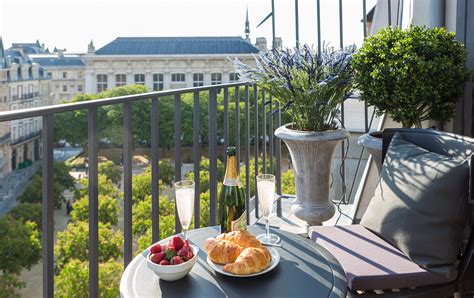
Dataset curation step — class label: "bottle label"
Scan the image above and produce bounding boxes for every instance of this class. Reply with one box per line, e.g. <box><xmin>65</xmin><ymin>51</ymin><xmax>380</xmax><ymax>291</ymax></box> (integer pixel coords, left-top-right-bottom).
<box><xmin>231</xmin><ymin>211</ymin><xmax>247</xmax><ymax>231</ymax></box>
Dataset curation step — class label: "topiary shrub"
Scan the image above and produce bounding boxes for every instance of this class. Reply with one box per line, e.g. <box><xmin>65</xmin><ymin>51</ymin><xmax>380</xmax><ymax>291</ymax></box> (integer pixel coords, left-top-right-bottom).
<box><xmin>352</xmin><ymin>25</ymin><xmax>469</xmax><ymax>128</ymax></box>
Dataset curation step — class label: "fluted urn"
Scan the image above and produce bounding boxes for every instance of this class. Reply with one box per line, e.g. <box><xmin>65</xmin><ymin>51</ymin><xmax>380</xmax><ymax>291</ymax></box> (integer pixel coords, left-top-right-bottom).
<box><xmin>275</xmin><ymin>124</ymin><xmax>350</xmax><ymax>227</ymax></box>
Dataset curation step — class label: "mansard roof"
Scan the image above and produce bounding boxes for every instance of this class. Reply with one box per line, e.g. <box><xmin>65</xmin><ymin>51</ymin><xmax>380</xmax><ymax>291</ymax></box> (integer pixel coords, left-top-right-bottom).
<box><xmin>95</xmin><ymin>36</ymin><xmax>259</xmax><ymax>55</ymax></box>
<box><xmin>32</xmin><ymin>56</ymin><xmax>85</xmax><ymax>67</ymax></box>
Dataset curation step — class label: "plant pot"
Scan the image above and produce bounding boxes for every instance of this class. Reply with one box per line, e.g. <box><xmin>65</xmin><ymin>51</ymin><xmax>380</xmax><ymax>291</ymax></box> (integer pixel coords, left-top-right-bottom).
<box><xmin>275</xmin><ymin>124</ymin><xmax>350</xmax><ymax>226</ymax></box>
<box><xmin>357</xmin><ymin>131</ymin><xmax>383</xmax><ymax>173</ymax></box>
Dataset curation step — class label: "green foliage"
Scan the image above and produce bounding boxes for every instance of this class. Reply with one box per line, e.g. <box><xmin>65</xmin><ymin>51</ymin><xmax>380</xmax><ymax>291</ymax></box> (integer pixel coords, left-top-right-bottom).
<box><xmin>54</xmin><ymin>85</ymin><xmax>149</xmax><ymax>147</ymax></box>
<box><xmin>236</xmin><ymin>45</ymin><xmax>355</xmax><ymax>131</ymax></box>
<box><xmin>157</xmin><ymin>159</ymin><xmax>174</xmax><ymax>186</ymax></box>
<box><xmin>7</xmin><ymin>203</ymin><xmax>42</xmax><ymax>229</ymax></box>
<box><xmin>281</xmin><ymin>170</ymin><xmax>296</xmax><ymax>194</ymax></box>
<box><xmin>352</xmin><ymin>25</ymin><xmax>469</xmax><ymax>128</ymax></box>
<box><xmin>55</xmin><ymin>259</ymin><xmax>122</xmax><ymax>298</ymax></box>
<box><xmin>131</xmin><ymin>170</ymin><xmax>152</xmax><ymax>203</ymax></box>
<box><xmin>132</xmin><ymin>195</ymin><xmax>175</xmax><ymax>236</ymax></box>
<box><xmin>17</xmin><ymin>162</ymin><xmax>75</xmax><ymax>209</ymax></box>
<box><xmin>0</xmin><ymin>273</ymin><xmax>25</xmax><ymax>297</ymax></box>
<box><xmin>0</xmin><ymin>216</ymin><xmax>41</xmax><ymax>274</ymax></box>
<box><xmin>98</xmin><ymin>161</ymin><xmax>122</xmax><ymax>185</ymax></box>
<box><xmin>54</xmin><ymin>222</ymin><xmax>123</xmax><ymax>272</ymax></box>
<box><xmin>70</xmin><ymin>195</ymin><xmax>120</xmax><ymax>226</ymax></box>
<box><xmin>75</xmin><ymin>174</ymin><xmax>119</xmax><ymax>199</ymax></box>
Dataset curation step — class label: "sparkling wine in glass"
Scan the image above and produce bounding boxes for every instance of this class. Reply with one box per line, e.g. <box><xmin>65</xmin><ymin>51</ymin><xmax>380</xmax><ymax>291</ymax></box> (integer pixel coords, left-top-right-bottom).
<box><xmin>256</xmin><ymin>174</ymin><xmax>280</xmax><ymax>244</ymax></box>
<box><xmin>175</xmin><ymin>180</ymin><xmax>195</xmax><ymax>240</ymax></box>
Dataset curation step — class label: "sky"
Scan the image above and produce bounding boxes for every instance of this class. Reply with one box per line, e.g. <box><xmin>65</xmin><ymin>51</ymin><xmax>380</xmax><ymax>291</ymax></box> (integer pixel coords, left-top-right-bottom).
<box><xmin>1</xmin><ymin>0</ymin><xmax>376</xmax><ymax>53</ymax></box>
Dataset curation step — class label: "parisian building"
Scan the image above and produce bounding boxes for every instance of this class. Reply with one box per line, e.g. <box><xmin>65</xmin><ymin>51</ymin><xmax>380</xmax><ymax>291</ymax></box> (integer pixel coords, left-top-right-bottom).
<box><xmin>83</xmin><ymin>36</ymin><xmax>259</xmax><ymax>94</ymax></box>
<box><xmin>0</xmin><ymin>39</ymin><xmax>51</xmax><ymax>172</ymax></box>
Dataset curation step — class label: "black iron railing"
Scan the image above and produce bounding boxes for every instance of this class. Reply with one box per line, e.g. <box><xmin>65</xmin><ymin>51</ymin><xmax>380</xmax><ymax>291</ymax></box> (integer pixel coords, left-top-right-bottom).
<box><xmin>0</xmin><ymin>1</ymin><xmax>446</xmax><ymax>296</ymax></box>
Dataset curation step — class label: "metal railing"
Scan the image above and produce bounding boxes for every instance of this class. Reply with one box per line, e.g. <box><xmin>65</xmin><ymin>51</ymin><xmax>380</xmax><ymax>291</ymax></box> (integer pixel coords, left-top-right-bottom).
<box><xmin>0</xmin><ymin>1</ymin><xmax>415</xmax><ymax>296</ymax></box>
<box><xmin>0</xmin><ymin>81</ymin><xmax>373</xmax><ymax>296</ymax></box>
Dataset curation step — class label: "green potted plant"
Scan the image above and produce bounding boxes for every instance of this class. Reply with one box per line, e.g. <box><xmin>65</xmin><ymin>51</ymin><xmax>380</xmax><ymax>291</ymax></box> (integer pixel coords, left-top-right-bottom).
<box><xmin>236</xmin><ymin>45</ymin><xmax>355</xmax><ymax>226</ymax></box>
<box><xmin>352</xmin><ymin>25</ymin><xmax>469</xmax><ymax>171</ymax></box>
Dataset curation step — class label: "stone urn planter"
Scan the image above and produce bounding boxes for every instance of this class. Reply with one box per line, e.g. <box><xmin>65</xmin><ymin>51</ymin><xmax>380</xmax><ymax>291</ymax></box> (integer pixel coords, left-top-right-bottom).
<box><xmin>357</xmin><ymin>131</ymin><xmax>383</xmax><ymax>174</ymax></box>
<box><xmin>275</xmin><ymin>124</ymin><xmax>350</xmax><ymax>226</ymax></box>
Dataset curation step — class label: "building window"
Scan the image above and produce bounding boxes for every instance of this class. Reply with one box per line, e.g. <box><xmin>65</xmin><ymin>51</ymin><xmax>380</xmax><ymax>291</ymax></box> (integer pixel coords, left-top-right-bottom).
<box><xmin>47</xmin><ymin>72</ymin><xmax>52</xmax><ymax>78</ymax></box>
<box><xmin>18</xmin><ymin>86</ymin><xmax>23</xmax><ymax>99</ymax></box>
<box><xmin>229</xmin><ymin>73</ymin><xmax>240</xmax><ymax>82</ymax></box>
<box><xmin>97</xmin><ymin>74</ymin><xmax>108</xmax><ymax>92</ymax></box>
<box><xmin>78</xmin><ymin>72</ymin><xmax>82</xmax><ymax>79</ymax></box>
<box><xmin>62</xmin><ymin>72</ymin><xmax>67</xmax><ymax>79</ymax></box>
<box><xmin>116</xmin><ymin>74</ymin><xmax>127</xmax><ymax>87</ymax></box>
<box><xmin>171</xmin><ymin>73</ymin><xmax>185</xmax><ymax>82</ymax></box>
<box><xmin>63</xmin><ymin>85</ymin><xmax>67</xmax><ymax>92</ymax></box>
<box><xmin>193</xmin><ymin>73</ymin><xmax>204</xmax><ymax>87</ymax></box>
<box><xmin>134</xmin><ymin>74</ymin><xmax>145</xmax><ymax>85</ymax></box>
<box><xmin>152</xmin><ymin>73</ymin><xmax>164</xmax><ymax>91</ymax></box>
<box><xmin>211</xmin><ymin>73</ymin><xmax>222</xmax><ymax>85</ymax></box>
<box><xmin>78</xmin><ymin>85</ymin><xmax>83</xmax><ymax>92</ymax></box>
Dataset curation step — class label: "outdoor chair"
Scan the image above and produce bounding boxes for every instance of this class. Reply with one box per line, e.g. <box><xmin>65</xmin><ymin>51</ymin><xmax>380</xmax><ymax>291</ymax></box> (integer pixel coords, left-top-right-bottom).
<box><xmin>311</xmin><ymin>128</ymin><xmax>474</xmax><ymax>297</ymax></box>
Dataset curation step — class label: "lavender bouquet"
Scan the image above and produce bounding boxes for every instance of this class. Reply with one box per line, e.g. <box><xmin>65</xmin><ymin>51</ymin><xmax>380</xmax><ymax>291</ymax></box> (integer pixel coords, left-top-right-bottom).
<box><xmin>235</xmin><ymin>44</ymin><xmax>355</xmax><ymax>132</ymax></box>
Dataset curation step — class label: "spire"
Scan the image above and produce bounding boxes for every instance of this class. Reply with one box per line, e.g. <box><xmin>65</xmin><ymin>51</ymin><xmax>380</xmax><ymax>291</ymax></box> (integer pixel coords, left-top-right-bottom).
<box><xmin>244</xmin><ymin>7</ymin><xmax>250</xmax><ymax>43</ymax></box>
<box><xmin>0</xmin><ymin>37</ymin><xmax>4</xmax><ymax>68</ymax></box>
<box><xmin>88</xmin><ymin>40</ymin><xmax>95</xmax><ymax>53</ymax></box>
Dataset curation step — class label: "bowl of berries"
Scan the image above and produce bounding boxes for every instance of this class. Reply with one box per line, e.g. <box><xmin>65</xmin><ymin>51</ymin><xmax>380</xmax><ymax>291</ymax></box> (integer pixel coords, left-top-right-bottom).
<box><xmin>146</xmin><ymin>235</ymin><xmax>199</xmax><ymax>281</ymax></box>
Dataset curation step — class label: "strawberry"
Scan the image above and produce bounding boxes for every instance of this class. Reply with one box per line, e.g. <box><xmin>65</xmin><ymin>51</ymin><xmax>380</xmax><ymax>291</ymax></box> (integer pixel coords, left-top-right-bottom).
<box><xmin>178</xmin><ymin>245</ymin><xmax>189</xmax><ymax>258</ymax></box>
<box><xmin>150</xmin><ymin>243</ymin><xmax>162</xmax><ymax>254</ymax></box>
<box><xmin>167</xmin><ymin>239</ymin><xmax>175</xmax><ymax>251</ymax></box>
<box><xmin>165</xmin><ymin>248</ymin><xmax>177</xmax><ymax>260</ymax></box>
<box><xmin>154</xmin><ymin>252</ymin><xmax>166</xmax><ymax>263</ymax></box>
<box><xmin>171</xmin><ymin>256</ymin><xmax>184</xmax><ymax>265</ymax></box>
<box><xmin>186</xmin><ymin>251</ymin><xmax>193</xmax><ymax>260</ymax></box>
<box><xmin>159</xmin><ymin>259</ymin><xmax>170</xmax><ymax>266</ymax></box>
<box><xmin>172</xmin><ymin>236</ymin><xmax>184</xmax><ymax>251</ymax></box>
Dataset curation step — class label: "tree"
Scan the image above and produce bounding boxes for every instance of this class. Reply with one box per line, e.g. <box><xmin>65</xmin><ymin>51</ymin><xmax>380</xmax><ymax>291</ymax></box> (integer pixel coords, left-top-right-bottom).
<box><xmin>158</xmin><ymin>159</ymin><xmax>174</xmax><ymax>186</ymax></box>
<box><xmin>0</xmin><ymin>273</ymin><xmax>25</xmax><ymax>297</ymax></box>
<box><xmin>75</xmin><ymin>174</ymin><xmax>119</xmax><ymax>199</ymax></box>
<box><xmin>281</xmin><ymin>170</ymin><xmax>296</xmax><ymax>195</ymax></box>
<box><xmin>7</xmin><ymin>203</ymin><xmax>42</xmax><ymax>229</ymax></box>
<box><xmin>55</xmin><ymin>259</ymin><xmax>122</xmax><ymax>298</ymax></box>
<box><xmin>17</xmin><ymin>162</ymin><xmax>76</xmax><ymax>209</ymax></box>
<box><xmin>54</xmin><ymin>222</ymin><xmax>123</xmax><ymax>271</ymax></box>
<box><xmin>132</xmin><ymin>195</ymin><xmax>174</xmax><ymax>236</ymax></box>
<box><xmin>98</xmin><ymin>161</ymin><xmax>122</xmax><ymax>185</ymax></box>
<box><xmin>70</xmin><ymin>195</ymin><xmax>119</xmax><ymax>226</ymax></box>
<box><xmin>0</xmin><ymin>216</ymin><xmax>41</xmax><ymax>274</ymax></box>
<box><xmin>54</xmin><ymin>85</ymin><xmax>150</xmax><ymax>148</ymax></box>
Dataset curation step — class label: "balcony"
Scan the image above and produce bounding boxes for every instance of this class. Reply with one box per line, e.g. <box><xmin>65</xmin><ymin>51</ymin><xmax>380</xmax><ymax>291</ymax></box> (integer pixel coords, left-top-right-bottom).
<box><xmin>1</xmin><ymin>1</ymin><xmax>473</xmax><ymax>297</ymax></box>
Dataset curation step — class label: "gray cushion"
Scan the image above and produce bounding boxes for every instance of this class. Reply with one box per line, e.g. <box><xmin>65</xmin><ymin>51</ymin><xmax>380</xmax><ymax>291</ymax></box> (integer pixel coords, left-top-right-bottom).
<box><xmin>310</xmin><ymin>225</ymin><xmax>454</xmax><ymax>291</ymax></box>
<box><xmin>360</xmin><ymin>133</ymin><xmax>470</xmax><ymax>278</ymax></box>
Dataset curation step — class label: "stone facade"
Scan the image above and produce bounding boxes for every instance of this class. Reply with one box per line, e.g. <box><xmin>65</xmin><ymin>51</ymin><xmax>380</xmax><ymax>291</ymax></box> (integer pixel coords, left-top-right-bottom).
<box><xmin>0</xmin><ymin>40</ymin><xmax>50</xmax><ymax>173</ymax></box>
<box><xmin>83</xmin><ymin>37</ymin><xmax>259</xmax><ymax>94</ymax></box>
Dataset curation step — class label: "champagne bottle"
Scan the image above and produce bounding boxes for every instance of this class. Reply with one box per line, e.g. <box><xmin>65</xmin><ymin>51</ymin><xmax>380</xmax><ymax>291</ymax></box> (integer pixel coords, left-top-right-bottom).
<box><xmin>219</xmin><ymin>147</ymin><xmax>247</xmax><ymax>233</ymax></box>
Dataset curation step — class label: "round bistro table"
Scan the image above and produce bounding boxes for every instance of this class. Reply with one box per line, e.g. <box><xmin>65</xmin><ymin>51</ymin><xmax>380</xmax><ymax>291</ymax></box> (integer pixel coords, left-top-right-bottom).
<box><xmin>120</xmin><ymin>226</ymin><xmax>347</xmax><ymax>298</ymax></box>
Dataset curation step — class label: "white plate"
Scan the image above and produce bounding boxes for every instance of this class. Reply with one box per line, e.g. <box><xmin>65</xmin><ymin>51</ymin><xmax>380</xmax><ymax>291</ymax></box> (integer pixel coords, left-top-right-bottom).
<box><xmin>206</xmin><ymin>247</ymin><xmax>280</xmax><ymax>277</ymax></box>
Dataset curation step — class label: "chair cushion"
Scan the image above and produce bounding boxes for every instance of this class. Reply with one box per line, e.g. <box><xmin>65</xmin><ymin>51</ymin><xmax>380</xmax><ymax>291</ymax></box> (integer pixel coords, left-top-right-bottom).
<box><xmin>360</xmin><ymin>133</ymin><xmax>469</xmax><ymax>278</ymax></box>
<box><xmin>310</xmin><ymin>225</ymin><xmax>455</xmax><ymax>291</ymax></box>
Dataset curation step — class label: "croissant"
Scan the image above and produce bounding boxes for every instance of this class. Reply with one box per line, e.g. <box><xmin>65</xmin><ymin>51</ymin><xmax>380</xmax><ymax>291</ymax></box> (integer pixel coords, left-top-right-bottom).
<box><xmin>223</xmin><ymin>247</ymin><xmax>272</xmax><ymax>275</ymax></box>
<box><xmin>204</xmin><ymin>238</ymin><xmax>242</xmax><ymax>264</ymax></box>
<box><xmin>216</xmin><ymin>230</ymin><xmax>262</xmax><ymax>248</ymax></box>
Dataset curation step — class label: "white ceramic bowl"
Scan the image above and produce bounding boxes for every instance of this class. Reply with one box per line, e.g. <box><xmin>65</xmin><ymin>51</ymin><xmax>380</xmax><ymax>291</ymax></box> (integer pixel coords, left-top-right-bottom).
<box><xmin>146</xmin><ymin>245</ymin><xmax>199</xmax><ymax>281</ymax></box>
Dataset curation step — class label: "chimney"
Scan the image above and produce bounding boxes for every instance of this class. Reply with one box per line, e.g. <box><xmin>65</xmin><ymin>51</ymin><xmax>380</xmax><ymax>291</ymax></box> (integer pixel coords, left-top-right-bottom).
<box><xmin>255</xmin><ymin>37</ymin><xmax>267</xmax><ymax>52</ymax></box>
<box><xmin>57</xmin><ymin>49</ymin><xmax>65</xmax><ymax>58</ymax></box>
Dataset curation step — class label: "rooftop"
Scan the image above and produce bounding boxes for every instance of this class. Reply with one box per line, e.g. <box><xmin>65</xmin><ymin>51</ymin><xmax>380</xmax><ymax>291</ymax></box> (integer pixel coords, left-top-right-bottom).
<box><xmin>95</xmin><ymin>36</ymin><xmax>260</xmax><ymax>55</ymax></box>
<box><xmin>31</xmin><ymin>56</ymin><xmax>85</xmax><ymax>67</ymax></box>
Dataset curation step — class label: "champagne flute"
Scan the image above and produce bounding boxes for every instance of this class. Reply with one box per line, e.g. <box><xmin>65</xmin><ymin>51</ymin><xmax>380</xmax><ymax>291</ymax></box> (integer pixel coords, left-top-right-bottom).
<box><xmin>256</xmin><ymin>174</ymin><xmax>281</xmax><ymax>244</ymax></box>
<box><xmin>174</xmin><ymin>180</ymin><xmax>195</xmax><ymax>241</ymax></box>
